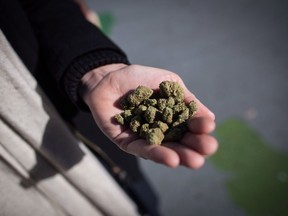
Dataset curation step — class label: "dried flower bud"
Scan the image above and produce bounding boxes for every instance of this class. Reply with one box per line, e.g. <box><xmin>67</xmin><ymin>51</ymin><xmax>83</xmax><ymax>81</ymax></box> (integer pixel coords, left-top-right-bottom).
<box><xmin>134</xmin><ymin>105</ymin><xmax>147</xmax><ymax>115</ymax></box>
<box><xmin>188</xmin><ymin>100</ymin><xmax>198</xmax><ymax>117</ymax></box>
<box><xmin>119</xmin><ymin>98</ymin><xmax>130</xmax><ymax>109</ymax></box>
<box><xmin>164</xmin><ymin>124</ymin><xmax>187</xmax><ymax>142</ymax></box>
<box><xmin>144</xmin><ymin>99</ymin><xmax>157</xmax><ymax>107</ymax></box>
<box><xmin>146</xmin><ymin>128</ymin><xmax>164</xmax><ymax>145</ymax></box>
<box><xmin>173</xmin><ymin>108</ymin><xmax>190</xmax><ymax>127</ymax></box>
<box><xmin>159</xmin><ymin>81</ymin><xmax>184</xmax><ymax>102</ymax></box>
<box><xmin>152</xmin><ymin>121</ymin><xmax>169</xmax><ymax>133</ymax></box>
<box><xmin>114</xmin><ymin>114</ymin><xmax>124</xmax><ymax>125</ymax></box>
<box><xmin>140</xmin><ymin>123</ymin><xmax>150</xmax><ymax>138</ymax></box>
<box><xmin>129</xmin><ymin>115</ymin><xmax>142</xmax><ymax>133</ymax></box>
<box><xmin>127</xmin><ymin>86</ymin><xmax>153</xmax><ymax>106</ymax></box>
<box><xmin>157</xmin><ymin>98</ymin><xmax>167</xmax><ymax>111</ymax></box>
<box><xmin>174</xmin><ymin>102</ymin><xmax>187</xmax><ymax>113</ymax></box>
<box><xmin>123</xmin><ymin>110</ymin><xmax>133</xmax><ymax>122</ymax></box>
<box><xmin>144</xmin><ymin>106</ymin><xmax>159</xmax><ymax>124</ymax></box>
<box><xmin>162</xmin><ymin>107</ymin><xmax>173</xmax><ymax>124</ymax></box>
<box><xmin>166</xmin><ymin>97</ymin><xmax>175</xmax><ymax>108</ymax></box>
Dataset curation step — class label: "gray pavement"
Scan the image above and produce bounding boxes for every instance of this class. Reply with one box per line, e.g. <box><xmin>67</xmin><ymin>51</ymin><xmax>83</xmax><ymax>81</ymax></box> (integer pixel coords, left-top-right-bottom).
<box><xmin>87</xmin><ymin>0</ymin><xmax>288</xmax><ymax>215</ymax></box>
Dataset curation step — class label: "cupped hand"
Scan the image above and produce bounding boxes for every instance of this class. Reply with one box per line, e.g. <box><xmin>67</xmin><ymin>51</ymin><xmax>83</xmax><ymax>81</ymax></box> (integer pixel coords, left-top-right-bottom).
<box><xmin>80</xmin><ymin>64</ymin><xmax>218</xmax><ymax>169</ymax></box>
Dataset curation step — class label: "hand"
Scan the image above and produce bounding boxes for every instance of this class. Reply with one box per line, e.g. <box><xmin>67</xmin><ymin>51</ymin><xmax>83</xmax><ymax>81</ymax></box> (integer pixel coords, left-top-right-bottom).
<box><xmin>80</xmin><ymin>64</ymin><xmax>218</xmax><ymax>169</ymax></box>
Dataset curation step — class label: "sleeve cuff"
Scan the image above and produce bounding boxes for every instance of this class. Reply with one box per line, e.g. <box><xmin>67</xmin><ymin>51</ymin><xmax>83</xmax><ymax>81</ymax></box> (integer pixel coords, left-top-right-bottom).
<box><xmin>62</xmin><ymin>49</ymin><xmax>130</xmax><ymax>110</ymax></box>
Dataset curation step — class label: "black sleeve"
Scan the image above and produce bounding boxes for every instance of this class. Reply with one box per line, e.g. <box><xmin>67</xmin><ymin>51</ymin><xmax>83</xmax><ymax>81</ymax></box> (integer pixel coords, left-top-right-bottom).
<box><xmin>18</xmin><ymin>0</ymin><xmax>130</xmax><ymax>107</ymax></box>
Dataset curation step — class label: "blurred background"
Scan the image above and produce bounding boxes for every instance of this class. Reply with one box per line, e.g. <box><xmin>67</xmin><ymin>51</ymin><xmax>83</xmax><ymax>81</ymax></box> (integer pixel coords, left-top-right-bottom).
<box><xmin>86</xmin><ymin>0</ymin><xmax>288</xmax><ymax>215</ymax></box>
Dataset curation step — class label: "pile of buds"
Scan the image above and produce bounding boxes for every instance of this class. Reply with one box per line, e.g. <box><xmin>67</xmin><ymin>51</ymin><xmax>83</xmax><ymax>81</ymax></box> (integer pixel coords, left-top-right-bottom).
<box><xmin>114</xmin><ymin>81</ymin><xmax>197</xmax><ymax>145</ymax></box>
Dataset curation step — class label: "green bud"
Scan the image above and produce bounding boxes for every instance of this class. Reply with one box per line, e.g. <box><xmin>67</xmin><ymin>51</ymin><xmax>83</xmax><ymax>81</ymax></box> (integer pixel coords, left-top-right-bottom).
<box><xmin>144</xmin><ymin>98</ymin><xmax>157</xmax><ymax>107</ymax></box>
<box><xmin>127</xmin><ymin>86</ymin><xmax>153</xmax><ymax>106</ymax></box>
<box><xmin>188</xmin><ymin>100</ymin><xmax>198</xmax><ymax>117</ymax></box>
<box><xmin>157</xmin><ymin>98</ymin><xmax>167</xmax><ymax>111</ymax></box>
<box><xmin>146</xmin><ymin>128</ymin><xmax>164</xmax><ymax>145</ymax></box>
<box><xmin>173</xmin><ymin>108</ymin><xmax>190</xmax><ymax>127</ymax></box>
<box><xmin>119</xmin><ymin>98</ymin><xmax>130</xmax><ymax>109</ymax></box>
<box><xmin>129</xmin><ymin>115</ymin><xmax>142</xmax><ymax>133</ymax></box>
<box><xmin>114</xmin><ymin>114</ymin><xmax>124</xmax><ymax>125</ymax></box>
<box><xmin>152</xmin><ymin>121</ymin><xmax>169</xmax><ymax>133</ymax></box>
<box><xmin>167</xmin><ymin>97</ymin><xmax>175</xmax><ymax>108</ymax></box>
<box><xmin>173</xmin><ymin>102</ymin><xmax>186</xmax><ymax>113</ymax></box>
<box><xmin>162</xmin><ymin>107</ymin><xmax>173</xmax><ymax>124</ymax></box>
<box><xmin>159</xmin><ymin>81</ymin><xmax>184</xmax><ymax>102</ymax></box>
<box><xmin>134</xmin><ymin>105</ymin><xmax>147</xmax><ymax>115</ymax></box>
<box><xmin>140</xmin><ymin>123</ymin><xmax>149</xmax><ymax>138</ymax></box>
<box><xmin>123</xmin><ymin>110</ymin><xmax>133</xmax><ymax>122</ymax></box>
<box><xmin>164</xmin><ymin>124</ymin><xmax>187</xmax><ymax>142</ymax></box>
<box><xmin>144</xmin><ymin>106</ymin><xmax>159</xmax><ymax>124</ymax></box>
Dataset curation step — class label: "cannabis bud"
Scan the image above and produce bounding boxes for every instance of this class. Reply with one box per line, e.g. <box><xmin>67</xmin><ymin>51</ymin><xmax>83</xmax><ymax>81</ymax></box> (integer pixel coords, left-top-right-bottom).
<box><xmin>114</xmin><ymin>81</ymin><xmax>198</xmax><ymax>145</ymax></box>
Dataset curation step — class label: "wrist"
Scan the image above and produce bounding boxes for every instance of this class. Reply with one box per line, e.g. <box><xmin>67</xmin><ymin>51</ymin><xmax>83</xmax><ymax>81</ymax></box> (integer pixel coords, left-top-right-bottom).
<box><xmin>80</xmin><ymin>63</ymin><xmax>128</xmax><ymax>104</ymax></box>
<box><xmin>62</xmin><ymin>49</ymin><xmax>130</xmax><ymax>110</ymax></box>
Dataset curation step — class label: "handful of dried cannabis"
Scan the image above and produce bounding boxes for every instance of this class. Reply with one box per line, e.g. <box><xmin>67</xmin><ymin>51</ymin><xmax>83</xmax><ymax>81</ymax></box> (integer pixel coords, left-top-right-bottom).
<box><xmin>114</xmin><ymin>81</ymin><xmax>198</xmax><ymax>145</ymax></box>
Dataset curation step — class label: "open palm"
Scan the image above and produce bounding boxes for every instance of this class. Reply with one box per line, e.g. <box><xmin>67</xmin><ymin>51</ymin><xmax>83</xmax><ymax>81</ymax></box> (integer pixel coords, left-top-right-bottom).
<box><xmin>82</xmin><ymin>64</ymin><xmax>218</xmax><ymax>169</ymax></box>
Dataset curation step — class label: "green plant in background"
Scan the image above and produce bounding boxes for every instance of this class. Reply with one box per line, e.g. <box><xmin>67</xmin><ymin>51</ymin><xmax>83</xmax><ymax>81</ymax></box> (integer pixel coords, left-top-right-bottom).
<box><xmin>210</xmin><ymin>118</ymin><xmax>288</xmax><ymax>216</ymax></box>
<box><xmin>98</xmin><ymin>11</ymin><xmax>115</xmax><ymax>35</ymax></box>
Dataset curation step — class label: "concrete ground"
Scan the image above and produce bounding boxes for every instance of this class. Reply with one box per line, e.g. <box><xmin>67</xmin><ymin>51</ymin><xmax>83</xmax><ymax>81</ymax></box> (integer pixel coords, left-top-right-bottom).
<box><xmin>87</xmin><ymin>0</ymin><xmax>288</xmax><ymax>215</ymax></box>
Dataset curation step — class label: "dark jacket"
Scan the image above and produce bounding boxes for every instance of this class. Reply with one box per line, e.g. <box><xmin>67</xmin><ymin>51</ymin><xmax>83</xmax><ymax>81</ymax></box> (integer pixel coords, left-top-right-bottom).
<box><xmin>0</xmin><ymin>0</ymin><xmax>159</xmax><ymax>215</ymax></box>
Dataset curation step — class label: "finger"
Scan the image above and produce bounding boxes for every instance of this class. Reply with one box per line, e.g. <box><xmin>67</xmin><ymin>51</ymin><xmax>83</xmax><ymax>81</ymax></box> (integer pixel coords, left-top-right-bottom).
<box><xmin>163</xmin><ymin>142</ymin><xmax>205</xmax><ymax>169</ymax></box>
<box><xmin>186</xmin><ymin>95</ymin><xmax>215</xmax><ymax>120</ymax></box>
<box><xmin>188</xmin><ymin>117</ymin><xmax>216</xmax><ymax>134</ymax></box>
<box><xmin>181</xmin><ymin>133</ymin><xmax>218</xmax><ymax>156</ymax></box>
<box><xmin>181</xmin><ymin>85</ymin><xmax>215</xmax><ymax>120</ymax></box>
<box><xmin>117</xmin><ymin>137</ymin><xmax>180</xmax><ymax>168</ymax></box>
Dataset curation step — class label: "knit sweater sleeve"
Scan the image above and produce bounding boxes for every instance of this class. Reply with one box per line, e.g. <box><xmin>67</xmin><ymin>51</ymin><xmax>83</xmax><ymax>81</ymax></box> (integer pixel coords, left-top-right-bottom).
<box><xmin>18</xmin><ymin>0</ymin><xmax>130</xmax><ymax>108</ymax></box>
